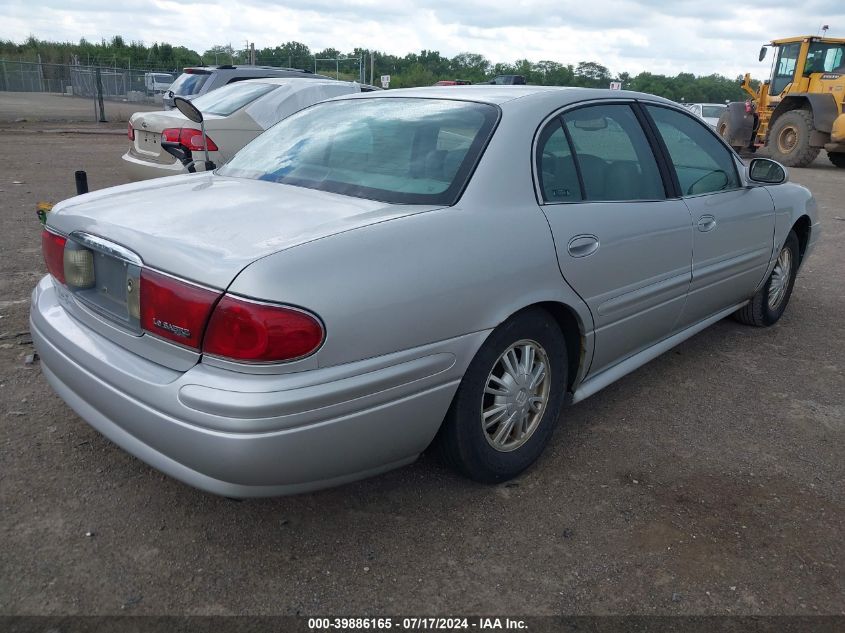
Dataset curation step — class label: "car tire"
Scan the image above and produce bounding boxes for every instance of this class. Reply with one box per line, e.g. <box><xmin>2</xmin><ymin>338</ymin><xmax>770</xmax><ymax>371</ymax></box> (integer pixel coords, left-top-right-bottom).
<box><xmin>733</xmin><ymin>230</ymin><xmax>800</xmax><ymax>327</ymax></box>
<box><xmin>767</xmin><ymin>110</ymin><xmax>820</xmax><ymax>167</ymax></box>
<box><xmin>436</xmin><ymin>307</ymin><xmax>567</xmax><ymax>483</ymax></box>
<box><xmin>828</xmin><ymin>151</ymin><xmax>845</xmax><ymax>169</ymax></box>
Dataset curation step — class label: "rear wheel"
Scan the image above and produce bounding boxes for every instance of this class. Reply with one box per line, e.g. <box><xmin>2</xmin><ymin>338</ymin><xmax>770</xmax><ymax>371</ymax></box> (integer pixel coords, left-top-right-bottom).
<box><xmin>733</xmin><ymin>231</ymin><xmax>800</xmax><ymax>327</ymax></box>
<box><xmin>828</xmin><ymin>151</ymin><xmax>845</xmax><ymax>168</ymax></box>
<box><xmin>436</xmin><ymin>308</ymin><xmax>567</xmax><ymax>483</ymax></box>
<box><xmin>717</xmin><ymin>110</ymin><xmax>746</xmax><ymax>153</ymax></box>
<box><xmin>767</xmin><ymin>110</ymin><xmax>820</xmax><ymax>167</ymax></box>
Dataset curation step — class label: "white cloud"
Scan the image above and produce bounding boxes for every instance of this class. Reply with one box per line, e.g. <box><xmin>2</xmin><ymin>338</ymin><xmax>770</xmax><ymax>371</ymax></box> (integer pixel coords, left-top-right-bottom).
<box><xmin>2</xmin><ymin>0</ymin><xmax>843</xmax><ymax>77</ymax></box>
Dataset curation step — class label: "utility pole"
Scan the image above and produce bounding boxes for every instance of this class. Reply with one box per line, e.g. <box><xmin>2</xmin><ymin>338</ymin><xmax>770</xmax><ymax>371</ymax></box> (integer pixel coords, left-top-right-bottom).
<box><xmin>370</xmin><ymin>52</ymin><xmax>375</xmax><ymax>86</ymax></box>
<box><xmin>250</xmin><ymin>42</ymin><xmax>256</xmax><ymax>65</ymax></box>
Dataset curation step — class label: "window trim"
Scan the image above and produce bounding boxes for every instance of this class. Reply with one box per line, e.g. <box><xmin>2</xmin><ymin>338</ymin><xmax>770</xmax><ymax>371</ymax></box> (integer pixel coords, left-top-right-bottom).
<box><xmin>534</xmin><ymin>117</ymin><xmax>585</xmax><ymax>203</ymax></box>
<box><xmin>532</xmin><ymin>99</ymin><xmax>674</xmax><ymax>205</ymax></box>
<box><xmin>639</xmin><ymin>102</ymin><xmax>743</xmax><ymax>199</ymax></box>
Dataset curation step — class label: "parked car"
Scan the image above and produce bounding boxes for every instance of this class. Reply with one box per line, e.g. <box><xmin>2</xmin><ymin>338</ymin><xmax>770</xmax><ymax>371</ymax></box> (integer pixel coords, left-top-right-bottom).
<box><xmin>33</xmin><ymin>86</ymin><xmax>818</xmax><ymax>497</ymax></box>
<box><xmin>163</xmin><ymin>64</ymin><xmax>329</xmax><ymax>109</ymax></box>
<box><xmin>682</xmin><ymin>102</ymin><xmax>727</xmax><ymax>128</ymax></box>
<box><xmin>434</xmin><ymin>80</ymin><xmax>472</xmax><ymax>86</ymax></box>
<box><xmin>485</xmin><ymin>74</ymin><xmax>526</xmax><ymax>85</ymax></box>
<box><xmin>123</xmin><ymin>78</ymin><xmax>368</xmax><ymax>180</ymax></box>
<box><xmin>143</xmin><ymin>72</ymin><xmax>174</xmax><ymax>95</ymax></box>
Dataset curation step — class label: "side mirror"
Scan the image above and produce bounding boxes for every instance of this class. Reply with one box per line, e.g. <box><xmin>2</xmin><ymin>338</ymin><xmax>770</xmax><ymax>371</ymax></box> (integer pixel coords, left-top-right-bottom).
<box><xmin>758</xmin><ymin>46</ymin><xmax>768</xmax><ymax>62</ymax></box>
<box><xmin>748</xmin><ymin>158</ymin><xmax>787</xmax><ymax>185</ymax></box>
<box><xmin>174</xmin><ymin>96</ymin><xmax>203</xmax><ymax>123</ymax></box>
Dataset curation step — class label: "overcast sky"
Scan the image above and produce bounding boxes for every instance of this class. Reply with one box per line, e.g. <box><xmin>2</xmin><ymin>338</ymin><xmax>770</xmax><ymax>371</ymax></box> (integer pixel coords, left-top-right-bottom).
<box><xmin>3</xmin><ymin>0</ymin><xmax>844</xmax><ymax>77</ymax></box>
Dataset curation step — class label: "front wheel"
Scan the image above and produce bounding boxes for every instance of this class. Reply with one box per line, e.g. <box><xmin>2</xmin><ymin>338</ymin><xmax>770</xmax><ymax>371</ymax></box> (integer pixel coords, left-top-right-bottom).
<box><xmin>436</xmin><ymin>308</ymin><xmax>567</xmax><ymax>483</ymax></box>
<box><xmin>767</xmin><ymin>110</ymin><xmax>820</xmax><ymax>167</ymax></box>
<box><xmin>733</xmin><ymin>231</ymin><xmax>800</xmax><ymax>327</ymax></box>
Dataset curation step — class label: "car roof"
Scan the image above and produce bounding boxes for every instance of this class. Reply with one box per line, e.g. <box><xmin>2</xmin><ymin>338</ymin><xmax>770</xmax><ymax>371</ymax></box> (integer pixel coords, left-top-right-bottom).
<box><xmin>337</xmin><ymin>85</ymin><xmax>679</xmax><ymax>109</ymax></box>
<box><xmin>236</xmin><ymin>77</ymin><xmax>360</xmax><ymax>87</ymax></box>
<box><xmin>184</xmin><ymin>65</ymin><xmax>310</xmax><ymax>72</ymax></box>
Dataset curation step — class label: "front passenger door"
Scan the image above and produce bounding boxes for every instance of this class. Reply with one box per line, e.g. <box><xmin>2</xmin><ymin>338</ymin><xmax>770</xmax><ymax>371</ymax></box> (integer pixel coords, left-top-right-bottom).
<box><xmin>644</xmin><ymin>105</ymin><xmax>775</xmax><ymax>327</ymax></box>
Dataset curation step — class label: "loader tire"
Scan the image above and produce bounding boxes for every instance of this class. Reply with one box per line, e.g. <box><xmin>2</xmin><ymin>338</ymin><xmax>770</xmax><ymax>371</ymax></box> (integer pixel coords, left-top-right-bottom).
<box><xmin>768</xmin><ymin>110</ymin><xmax>820</xmax><ymax>167</ymax></box>
<box><xmin>828</xmin><ymin>151</ymin><xmax>845</xmax><ymax>168</ymax></box>
<box><xmin>717</xmin><ymin>110</ymin><xmax>746</xmax><ymax>153</ymax></box>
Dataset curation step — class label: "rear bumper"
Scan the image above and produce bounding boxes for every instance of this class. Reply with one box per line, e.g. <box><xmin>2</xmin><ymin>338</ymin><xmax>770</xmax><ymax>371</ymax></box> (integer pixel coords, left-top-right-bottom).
<box><xmin>121</xmin><ymin>151</ymin><xmax>187</xmax><ymax>181</ymax></box>
<box><xmin>31</xmin><ymin>276</ymin><xmax>478</xmax><ymax>496</ymax></box>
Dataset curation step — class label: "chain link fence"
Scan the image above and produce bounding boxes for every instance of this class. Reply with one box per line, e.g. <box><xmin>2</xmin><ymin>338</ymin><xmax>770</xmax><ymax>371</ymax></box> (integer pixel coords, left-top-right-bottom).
<box><xmin>0</xmin><ymin>60</ymin><xmax>177</xmax><ymax>103</ymax></box>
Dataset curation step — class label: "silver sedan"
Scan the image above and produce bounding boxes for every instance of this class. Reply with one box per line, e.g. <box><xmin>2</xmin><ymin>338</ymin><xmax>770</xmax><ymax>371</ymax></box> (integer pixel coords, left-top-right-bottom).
<box><xmin>32</xmin><ymin>86</ymin><xmax>819</xmax><ymax>496</ymax></box>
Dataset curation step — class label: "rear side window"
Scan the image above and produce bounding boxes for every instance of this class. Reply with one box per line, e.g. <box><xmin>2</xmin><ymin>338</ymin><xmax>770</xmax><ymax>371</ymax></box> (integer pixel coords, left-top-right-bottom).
<box><xmin>646</xmin><ymin>105</ymin><xmax>740</xmax><ymax>196</ymax></box>
<box><xmin>169</xmin><ymin>72</ymin><xmax>210</xmax><ymax>96</ymax></box>
<box><xmin>536</xmin><ymin>119</ymin><xmax>582</xmax><ymax>202</ymax></box>
<box><xmin>562</xmin><ymin>104</ymin><xmax>665</xmax><ymax>201</ymax></box>
<box><xmin>191</xmin><ymin>82</ymin><xmax>276</xmax><ymax>116</ymax></box>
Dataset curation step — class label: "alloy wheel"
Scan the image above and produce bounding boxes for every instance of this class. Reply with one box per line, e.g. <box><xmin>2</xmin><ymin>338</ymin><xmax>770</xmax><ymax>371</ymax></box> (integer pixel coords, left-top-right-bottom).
<box><xmin>768</xmin><ymin>246</ymin><xmax>793</xmax><ymax>310</ymax></box>
<box><xmin>481</xmin><ymin>339</ymin><xmax>551</xmax><ymax>452</ymax></box>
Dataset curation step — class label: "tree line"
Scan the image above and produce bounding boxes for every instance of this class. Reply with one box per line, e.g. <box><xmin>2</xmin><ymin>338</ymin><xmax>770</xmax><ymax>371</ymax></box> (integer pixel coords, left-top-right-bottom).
<box><xmin>0</xmin><ymin>36</ymin><xmax>756</xmax><ymax>102</ymax></box>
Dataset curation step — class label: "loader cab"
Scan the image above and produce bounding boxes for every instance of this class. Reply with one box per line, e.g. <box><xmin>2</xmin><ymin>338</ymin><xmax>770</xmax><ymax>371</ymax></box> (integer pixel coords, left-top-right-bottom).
<box><xmin>766</xmin><ymin>37</ymin><xmax>845</xmax><ymax>97</ymax></box>
<box><xmin>769</xmin><ymin>42</ymin><xmax>801</xmax><ymax>96</ymax></box>
<box><xmin>803</xmin><ymin>41</ymin><xmax>845</xmax><ymax>76</ymax></box>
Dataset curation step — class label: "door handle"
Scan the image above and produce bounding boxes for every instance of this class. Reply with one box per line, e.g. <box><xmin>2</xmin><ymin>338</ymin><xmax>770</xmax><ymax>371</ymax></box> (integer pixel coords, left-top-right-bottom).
<box><xmin>697</xmin><ymin>215</ymin><xmax>717</xmax><ymax>232</ymax></box>
<box><xmin>567</xmin><ymin>234</ymin><xmax>600</xmax><ymax>258</ymax></box>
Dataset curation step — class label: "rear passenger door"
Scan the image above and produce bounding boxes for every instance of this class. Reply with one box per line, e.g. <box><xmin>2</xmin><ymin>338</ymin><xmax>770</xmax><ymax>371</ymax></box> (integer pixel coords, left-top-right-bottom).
<box><xmin>536</xmin><ymin>103</ymin><xmax>694</xmax><ymax>377</ymax></box>
<box><xmin>643</xmin><ymin>105</ymin><xmax>775</xmax><ymax>327</ymax></box>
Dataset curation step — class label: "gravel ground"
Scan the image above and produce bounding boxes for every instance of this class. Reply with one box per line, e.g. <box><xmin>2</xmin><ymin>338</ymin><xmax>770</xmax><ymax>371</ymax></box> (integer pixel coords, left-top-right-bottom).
<box><xmin>0</xmin><ymin>91</ymin><xmax>157</xmax><ymax>123</ymax></box>
<box><xmin>0</xmin><ymin>123</ymin><xmax>842</xmax><ymax>618</ymax></box>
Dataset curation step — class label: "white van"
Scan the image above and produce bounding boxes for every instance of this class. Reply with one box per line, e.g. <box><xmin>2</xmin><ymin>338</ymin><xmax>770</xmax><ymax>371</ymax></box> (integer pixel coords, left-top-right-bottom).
<box><xmin>144</xmin><ymin>73</ymin><xmax>174</xmax><ymax>95</ymax></box>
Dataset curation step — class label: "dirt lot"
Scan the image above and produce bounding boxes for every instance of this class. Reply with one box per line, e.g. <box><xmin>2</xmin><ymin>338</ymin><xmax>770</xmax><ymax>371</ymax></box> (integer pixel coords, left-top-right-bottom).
<box><xmin>0</xmin><ymin>121</ymin><xmax>842</xmax><ymax>619</ymax></box>
<box><xmin>0</xmin><ymin>91</ymin><xmax>157</xmax><ymax>124</ymax></box>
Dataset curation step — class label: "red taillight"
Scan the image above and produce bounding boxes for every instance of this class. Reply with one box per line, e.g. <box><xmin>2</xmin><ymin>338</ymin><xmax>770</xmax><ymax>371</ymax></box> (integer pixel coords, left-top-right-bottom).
<box><xmin>203</xmin><ymin>296</ymin><xmax>324</xmax><ymax>363</ymax></box>
<box><xmin>42</xmin><ymin>230</ymin><xmax>66</xmax><ymax>284</ymax></box>
<box><xmin>127</xmin><ymin>123</ymin><xmax>134</xmax><ymax>141</ymax></box>
<box><xmin>180</xmin><ymin>128</ymin><xmax>218</xmax><ymax>152</ymax></box>
<box><xmin>160</xmin><ymin>127</ymin><xmax>218</xmax><ymax>152</ymax></box>
<box><xmin>139</xmin><ymin>269</ymin><xmax>220</xmax><ymax>349</ymax></box>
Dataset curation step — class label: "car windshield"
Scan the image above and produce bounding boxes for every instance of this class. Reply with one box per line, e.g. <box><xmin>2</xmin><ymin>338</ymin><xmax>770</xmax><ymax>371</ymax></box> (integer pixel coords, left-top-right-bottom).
<box><xmin>702</xmin><ymin>105</ymin><xmax>726</xmax><ymax>118</ymax></box>
<box><xmin>191</xmin><ymin>82</ymin><xmax>277</xmax><ymax>116</ymax></box>
<box><xmin>153</xmin><ymin>74</ymin><xmax>172</xmax><ymax>83</ymax></box>
<box><xmin>169</xmin><ymin>72</ymin><xmax>210</xmax><ymax>96</ymax></box>
<box><xmin>219</xmin><ymin>97</ymin><xmax>499</xmax><ymax>205</ymax></box>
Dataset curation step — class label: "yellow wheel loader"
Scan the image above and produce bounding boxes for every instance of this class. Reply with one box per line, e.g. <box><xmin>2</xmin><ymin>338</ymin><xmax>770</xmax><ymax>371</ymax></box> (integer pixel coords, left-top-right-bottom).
<box><xmin>718</xmin><ymin>35</ymin><xmax>845</xmax><ymax>168</ymax></box>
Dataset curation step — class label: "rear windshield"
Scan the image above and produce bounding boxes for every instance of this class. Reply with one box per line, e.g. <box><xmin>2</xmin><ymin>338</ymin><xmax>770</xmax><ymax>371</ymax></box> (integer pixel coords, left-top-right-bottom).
<box><xmin>191</xmin><ymin>82</ymin><xmax>276</xmax><ymax>116</ymax></box>
<box><xmin>702</xmin><ymin>105</ymin><xmax>726</xmax><ymax>118</ymax></box>
<box><xmin>219</xmin><ymin>97</ymin><xmax>499</xmax><ymax>205</ymax></box>
<box><xmin>169</xmin><ymin>72</ymin><xmax>210</xmax><ymax>96</ymax></box>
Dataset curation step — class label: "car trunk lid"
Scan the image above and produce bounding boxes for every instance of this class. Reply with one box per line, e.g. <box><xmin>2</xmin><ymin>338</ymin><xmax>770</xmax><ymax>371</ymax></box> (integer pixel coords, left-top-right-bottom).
<box><xmin>46</xmin><ymin>174</ymin><xmax>442</xmax><ymax>368</ymax></box>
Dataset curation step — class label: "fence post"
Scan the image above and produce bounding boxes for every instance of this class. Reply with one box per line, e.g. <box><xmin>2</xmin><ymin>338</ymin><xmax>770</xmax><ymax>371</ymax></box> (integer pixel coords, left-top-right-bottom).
<box><xmin>95</xmin><ymin>66</ymin><xmax>107</xmax><ymax>122</ymax></box>
<box><xmin>37</xmin><ymin>54</ymin><xmax>44</xmax><ymax>92</ymax></box>
<box><xmin>1</xmin><ymin>60</ymin><xmax>7</xmax><ymax>92</ymax></box>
